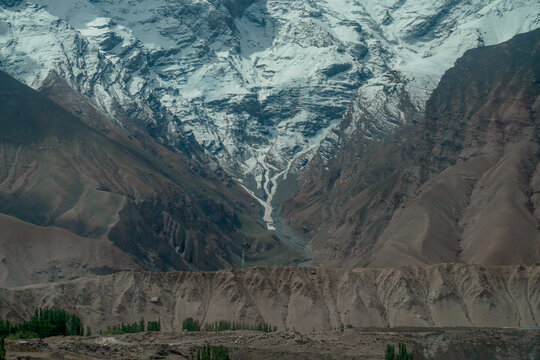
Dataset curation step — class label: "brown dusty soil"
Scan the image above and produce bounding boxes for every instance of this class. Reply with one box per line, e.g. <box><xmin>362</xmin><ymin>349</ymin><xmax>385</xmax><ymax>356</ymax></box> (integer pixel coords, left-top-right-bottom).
<box><xmin>5</xmin><ymin>327</ymin><xmax>540</xmax><ymax>360</ymax></box>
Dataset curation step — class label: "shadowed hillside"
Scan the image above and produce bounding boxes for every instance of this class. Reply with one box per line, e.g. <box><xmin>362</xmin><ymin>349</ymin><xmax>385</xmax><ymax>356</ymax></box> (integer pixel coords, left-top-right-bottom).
<box><xmin>0</xmin><ymin>70</ymin><xmax>300</xmax><ymax>287</ymax></box>
<box><xmin>284</xmin><ymin>29</ymin><xmax>540</xmax><ymax>268</ymax></box>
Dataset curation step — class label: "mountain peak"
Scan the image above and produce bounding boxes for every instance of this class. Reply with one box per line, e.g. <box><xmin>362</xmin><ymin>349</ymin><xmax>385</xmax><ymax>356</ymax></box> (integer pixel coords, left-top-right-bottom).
<box><xmin>0</xmin><ymin>0</ymin><xmax>538</xmax><ymax>231</ymax></box>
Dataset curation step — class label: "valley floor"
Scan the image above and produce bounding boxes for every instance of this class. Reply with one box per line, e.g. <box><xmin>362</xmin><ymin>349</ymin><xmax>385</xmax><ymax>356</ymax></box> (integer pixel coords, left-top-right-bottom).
<box><xmin>5</xmin><ymin>328</ymin><xmax>539</xmax><ymax>360</ymax></box>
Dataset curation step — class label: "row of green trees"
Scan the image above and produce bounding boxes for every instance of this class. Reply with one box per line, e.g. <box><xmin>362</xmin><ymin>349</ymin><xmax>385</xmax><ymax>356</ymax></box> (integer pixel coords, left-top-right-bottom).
<box><xmin>147</xmin><ymin>320</ymin><xmax>161</xmax><ymax>332</ymax></box>
<box><xmin>182</xmin><ymin>318</ymin><xmax>276</xmax><ymax>333</ymax></box>
<box><xmin>1</xmin><ymin>309</ymin><xmax>161</xmax><ymax>340</ymax></box>
<box><xmin>105</xmin><ymin>319</ymin><xmax>161</xmax><ymax>335</ymax></box>
<box><xmin>0</xmin><ymin>308</ymin><xmax>84</xmax><ymax>360</ymax></box>
<box><xmin>193</xmin><ymin>345</ymin><xmax>229</xmax><ymax>360</ymax></box>
<box><xmin>182</xmin><ymin>317</ymin><xmax>202</xmax><ymax>331</ymax></box>
<box><xmin>203</xmin><ymin>320</ymin><xmax>276</xmax><ymax>333</ymax></box>
<box><xmin>0</xmin><ymin>308</ymin><xmax>83</xmax><ymax>339</ymax></box>
<box><xmin>385</xmin><ymin>343</ymin><xmax>414</xmax><ymax>360</ymax></box>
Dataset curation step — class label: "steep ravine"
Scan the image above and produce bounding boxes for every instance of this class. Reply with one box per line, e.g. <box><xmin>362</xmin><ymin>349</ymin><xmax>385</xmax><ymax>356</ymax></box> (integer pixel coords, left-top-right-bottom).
<box><xmin>0</xmin><ymin>68</ymin><xmax>298</xmax><ymax>282</ymax></box>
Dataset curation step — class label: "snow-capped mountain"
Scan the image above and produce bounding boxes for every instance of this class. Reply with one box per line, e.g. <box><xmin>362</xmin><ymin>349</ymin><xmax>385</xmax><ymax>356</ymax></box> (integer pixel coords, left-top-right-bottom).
<box><xmin>0</xmin><ymin>0</ymin><xmax>538</xmax><ymax>229</ymax></box>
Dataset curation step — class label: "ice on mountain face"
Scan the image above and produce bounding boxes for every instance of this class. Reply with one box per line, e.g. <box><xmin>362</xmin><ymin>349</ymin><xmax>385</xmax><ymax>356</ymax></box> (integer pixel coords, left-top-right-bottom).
<box><xmin>1</xmin><ymin>0</ymin><xmax>538</xmax><ymax>229</ymax></box>
<box><xmin>0</xmin><ymin>1</ymin><xmax>199</xmax><ymax>155</ymax></box>
<box><xmin>340</xmin><ymin>0</ymin><xmax>540</xmax><ymax>140</ymax></box>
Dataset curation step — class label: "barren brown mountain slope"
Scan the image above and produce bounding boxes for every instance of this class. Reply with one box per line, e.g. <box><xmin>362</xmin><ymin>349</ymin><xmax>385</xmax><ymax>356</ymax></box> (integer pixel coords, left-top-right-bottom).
<box><xmin>283</xmin><ymin>29</ymin><xmax>540</xmax><ymax>268</ymax></box>
<box><xmin>0</xmin><ymin>264</ymin><xmax>538</xmax><ymax>332</ymax></box>
<box><xmin>0</xmin><ymin>70</ymin><xmax>300</xmax><ymax>287</ymax></box>
<box><xmin>0</xmin><ymin>213</ymin><xmax>140</xmax><ymax>288</ymax></box>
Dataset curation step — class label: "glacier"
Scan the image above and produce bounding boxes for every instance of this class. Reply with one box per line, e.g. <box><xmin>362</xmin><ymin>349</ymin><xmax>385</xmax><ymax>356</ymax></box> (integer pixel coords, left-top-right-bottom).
<box><xmin>0</xmin><ymin>0</ymin><xmax>538</xmax><ymax>229</ymax></box>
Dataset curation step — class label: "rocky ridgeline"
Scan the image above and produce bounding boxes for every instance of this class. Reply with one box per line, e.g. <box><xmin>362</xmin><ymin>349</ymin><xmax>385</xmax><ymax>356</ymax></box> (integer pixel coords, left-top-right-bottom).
<box><xmin>0</xmin><ymin>264</ymin><xmax>538</xmax><ymax>333</ymax></box>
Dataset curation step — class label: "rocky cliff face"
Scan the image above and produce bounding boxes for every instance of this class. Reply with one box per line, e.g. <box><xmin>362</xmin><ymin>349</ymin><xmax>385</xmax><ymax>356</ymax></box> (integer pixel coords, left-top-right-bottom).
<box><xmin>1</xmin><ymin>264</ymin><xmax>538</xmax><ymax>332</ymax></box>
<box><xmin>284</xmin><ymin>29</ymin><xmax>540</xmax><ymax>268</ymax></box>
<box><xmin>0</xmin><ymin>0</ymin><xmax>538</xmax><ymax>229</ymax></box>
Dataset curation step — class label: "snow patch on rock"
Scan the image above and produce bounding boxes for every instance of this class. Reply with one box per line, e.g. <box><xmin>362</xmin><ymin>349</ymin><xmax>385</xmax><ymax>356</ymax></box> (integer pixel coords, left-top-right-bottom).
<box><xmin>0</xmin><ymin>0</ymin><xmax>538</xmax><ymax>229</ymax></box>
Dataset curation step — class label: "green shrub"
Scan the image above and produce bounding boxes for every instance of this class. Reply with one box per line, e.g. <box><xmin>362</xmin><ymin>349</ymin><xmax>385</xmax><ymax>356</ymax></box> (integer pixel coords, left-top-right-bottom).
<box><xmin>201</xmin><ymin>320</ymin><xmax>276</xmax><ymax>333</ymax></box>
<box><xmin>385</xmin><ymin>343</ymin><xmax>413</xmax><ymax>360</ymax></box>
<box><xmin>182</xmin><ymin>317</ymin><xmax>201</xmax><ymax>332</ymax></box>
<box><xmin>147</xmin><ymin>320</ymin><xmax>161</xmax><ymax>332</ymax></box>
